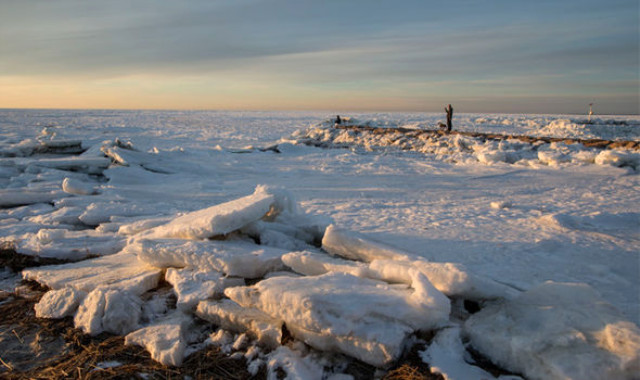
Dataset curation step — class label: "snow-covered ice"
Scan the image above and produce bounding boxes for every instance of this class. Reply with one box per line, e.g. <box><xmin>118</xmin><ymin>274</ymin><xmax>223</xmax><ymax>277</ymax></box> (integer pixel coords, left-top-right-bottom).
<box><xmin>131</xmin><ymin>239</ymin><xmax>286</xmax><ymax>279</ymax></box>
<box><xmin>1</xmin><ymin>110</ymin><xmax>638</xmax><ymax>377</ymax></box>
<box><xmin>464</xmin><ymin>281</ymin><xmax>640</xmax><ymax>380</ymax></box>
<box><xmin>225</xmin><ymin>271</ymin><xmax>450</xmax><ymax>367</ymax></box>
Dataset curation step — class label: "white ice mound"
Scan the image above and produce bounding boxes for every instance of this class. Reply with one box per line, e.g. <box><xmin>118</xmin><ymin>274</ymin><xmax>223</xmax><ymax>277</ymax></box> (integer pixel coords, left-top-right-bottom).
<box><xmin>320</xmin><ymin>226</ymin><xmax>517</xmax><ymax>300</ymax></box>
<box><xmin>125</xmin><ymin>311</ymin><xmax>192</xmax><ymax>367</ymax></box>
<box><xmin>132</xmin><ymin>239</ymin><xmax>286</xmax><ymax>278</ymax></box>
<box><xmin>34</xmin><ymin>287</ymin><xmax>87</xmax><ymax>319</ymax></box>
<box><xmin>165</xmin><ymin>267</ymin><xmax>244</xmax><ymax>310</ymax></box>
<box><xmin>23</xmin><ymin>252</ymin><xmax>161</xmax><ymax>295</ymax></box>
<box><xmin>322</xmin><ymin>224</ymin><xmax>411</xmax><ymax>262</ymax></box>
<box><xmin>62</xmin><ymin>177</ymin><xmax>98</xmax><ymax>195</ymax></box>
<box><xmin>464</xmin><ymin>281</ymin><xmax>640</xmax><ymax>380</ymax></box>
<box><xmin>141</xmin><ymin>185</ymin><xmax>286</xmax><ymax>240</ymax></box>
<box><xmin>225</xmin><ymin>272</ymin><xmax>450</xmax><ymax>368</ymax></box>
<box><xmin>196</xmin><ymin>299</ymin><xmax>283</xmax><ymax>349</ymax></box>
<box><xmin>74</xmin><ymin>288</ymin><xmax>142</xmax><ymax>336</ymax></box>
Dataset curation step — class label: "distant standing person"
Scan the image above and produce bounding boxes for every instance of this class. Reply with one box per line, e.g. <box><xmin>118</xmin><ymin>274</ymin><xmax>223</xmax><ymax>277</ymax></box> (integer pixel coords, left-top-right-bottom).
<box><xmin>445</xmin><ymin>104</ymin><xmax>453</xmax><ymax>132</ymax></box>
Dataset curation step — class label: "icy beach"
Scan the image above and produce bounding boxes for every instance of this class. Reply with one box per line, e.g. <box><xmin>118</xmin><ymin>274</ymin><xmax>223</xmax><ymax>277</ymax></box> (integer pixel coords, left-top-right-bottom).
<box><xmin>1</xmin><ymin>109</ymin><xmax>639</xmax><ymax>379</ymax></box>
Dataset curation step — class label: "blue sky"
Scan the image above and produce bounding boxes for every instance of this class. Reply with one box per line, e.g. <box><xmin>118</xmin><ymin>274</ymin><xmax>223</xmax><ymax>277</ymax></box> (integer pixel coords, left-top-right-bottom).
<box><xmin>0</xmin><ymin>0</ymin><xmax>638</xmax><ymax>114</ymax></box>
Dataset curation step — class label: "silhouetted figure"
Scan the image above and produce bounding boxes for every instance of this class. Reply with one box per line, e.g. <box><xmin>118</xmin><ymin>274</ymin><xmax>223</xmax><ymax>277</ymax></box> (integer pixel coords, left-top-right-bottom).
<box><xmin>445</xmin><ymin>104</ymin><xmax>453</xmax><ymax>132</ymax></box>
<box><xmin>335</xmin><ymin>115</ymin><xmax>342</xmax><ymax>125</ymax></box>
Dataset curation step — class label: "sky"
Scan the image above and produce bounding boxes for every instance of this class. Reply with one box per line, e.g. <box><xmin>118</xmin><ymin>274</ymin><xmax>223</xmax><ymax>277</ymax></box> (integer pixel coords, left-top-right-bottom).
<box><xmin>0</xmin><ymin>0</ymin><xmax>638</xmax><ymax>114</ymax></box>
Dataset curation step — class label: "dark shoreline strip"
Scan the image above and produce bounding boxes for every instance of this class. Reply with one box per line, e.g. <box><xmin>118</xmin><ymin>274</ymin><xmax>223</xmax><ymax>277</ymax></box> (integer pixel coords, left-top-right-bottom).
<box><xmin>334</xmin><ymin>125</ymin><xmax>640</xmax><ymax>150</ymax></box>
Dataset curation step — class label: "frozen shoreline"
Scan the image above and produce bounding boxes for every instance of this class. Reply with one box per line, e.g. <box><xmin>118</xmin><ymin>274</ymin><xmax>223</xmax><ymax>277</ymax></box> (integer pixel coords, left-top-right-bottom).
<box><xmin>1</xmin><ymin>110</ymin><xmax>639</xmax><ymax>379</ymax></box>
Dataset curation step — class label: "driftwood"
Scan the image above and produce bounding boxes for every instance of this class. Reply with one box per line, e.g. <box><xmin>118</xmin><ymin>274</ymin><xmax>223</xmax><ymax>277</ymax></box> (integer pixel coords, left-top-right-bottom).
<box><xmin>333</xmin><ymin>125</ymin><xmax>640</xmax><ymax>151</ymax></box>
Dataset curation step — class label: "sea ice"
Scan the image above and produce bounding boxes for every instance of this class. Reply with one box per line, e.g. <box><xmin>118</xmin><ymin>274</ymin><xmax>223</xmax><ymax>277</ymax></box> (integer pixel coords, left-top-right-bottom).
<box><xmin>34</xmin><ymin>287</ymin><xmax>87</xmax><ymax>319</ymax></box>
<box><xmin>132</xmin><ymin>239</ymin><xmax>286</xmax><ymax>278</ymax></box>
<box><xmin>61</xmin><ymin>177</ymin><xmax>98</xmax><ymax>195</ymax></box>
<box><xmin>165</xmin><ymin>267</ymin><xmax>244</xmax><ymax>310</ymax></box>
<box><xmin>319</xmin><ymin>227</ymin><xmax>517</xmax><ymax>300</ymax></box>
<box><xmin>74</xmin><ymin>288</ymin><xmax>142</xmax><ymax>336</ymax></box>
<box><xmin>125</xmin><ymin>311</ymin><xmax>192</xmax><ymax>367</ymax></box>
<box><xmin>14</xmin><ymin>228</ymin><xmax>126</xmax><ymax>260</ymax></box>
<box><xmin>464</xmin><ymin>281</ymin><xmax>640</xmax><ymax>380</ymax></box>
<box><xmin>141</xmin><ymin>185</ymin><xmax>279</xmax><ymax>240</ymax></box>
<box><xmin>225</xmin><ymin>272</ymin><xmax>450</xmax><ymax>367</ymax></box>
<box><xmin>22</xmin><ymin>251</ymin><xmax>161</xmax><ymax>294</ymax></box>
<box><xmin>322</xmin><ymin>224</ymin><xmax>411</xmax><ymax>262</ymax></box>
<box><xmin>196</xmin><ymin>299</ymin><xmax>283</xmax><ymax>349</ymax></box>
<box><xmin>420</xmin><ymin>326</ymin><xmax>499</xmax><ymax>380</ymax></box>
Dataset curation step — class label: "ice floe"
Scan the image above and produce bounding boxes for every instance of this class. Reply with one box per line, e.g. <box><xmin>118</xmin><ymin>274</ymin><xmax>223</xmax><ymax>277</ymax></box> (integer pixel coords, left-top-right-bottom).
<box><xmin>464</xmin><ymin>281</ymin><xmax>640</xmax><ymax>380</ymax></box>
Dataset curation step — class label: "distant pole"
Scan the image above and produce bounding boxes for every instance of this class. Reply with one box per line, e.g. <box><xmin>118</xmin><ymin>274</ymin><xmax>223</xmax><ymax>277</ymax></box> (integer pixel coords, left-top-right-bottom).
<box><xmin>445</xmin><ymin>104</ymin><xmax>453</xmax><ymax>132</ymax></box>
<box><xmin>587</xmin><ymin>103</ymin><xmax>593</xmax><ymax>124</ymax></box>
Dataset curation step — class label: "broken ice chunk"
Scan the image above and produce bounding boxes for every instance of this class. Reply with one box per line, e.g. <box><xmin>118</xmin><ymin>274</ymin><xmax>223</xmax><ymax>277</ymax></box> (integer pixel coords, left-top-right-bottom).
<box><xmin>464</xmin><ymin>281</ymin><xmax>640</xmax><ymax>380</ymax></box>
<box><xmin>369</xmin><ymin>259</ymin><xmax>518</xmax><ymax>300</ymax></box>
<box><xmin>132</xmin><ymin>239</ymin><xmax>286</xmax><ymax>278</ymax></box>
<box><xmin>79</xmin><ymin>201</ymin><xmax>160</xmax><ymax>226</ymax></box>
<box><xmin>282</xmin><ymin>250</ymin><xmax>371</xmax><ymax>277</ymax></box>
<box><xmin>196</xmin><ymin>299</ymin><xmax>283</xmax><ymax>349</ymax></box>
<box><xmin>34</xmin><ymin>287</ymin><xmax>87</xmax><ymax>319</ymax></box>
<box><xmin>142</xmin><ymin>186</ymin><xmax>277</xmax><ymax>240</ymax></box>
<box><xmin>15</xmin><ymin>228</ymin><xmax>126</xmax><ymax>260</ymax></box>
<box><xmin>62</xmin><ymin>177</ymin><xmax>98</xmax><ymax>195</ymax></box>
<box><xmin>320</xmin><ymin>226</ymin><xmax>517</xmax><ymax>300</ymax></box>
<box><xmin>225</xmin><ymin>272</ymin><xmax>450</xmax><ymax>368</ymax></box>
<box><xmin>420</xmin><ymin>326</ymin><xmax>497</xmax><ymax>380</ymax></box>
<box><xmin>125</xmin><ymin>311</ymin><xmax>192</xmax><ymax>367</ymax></box>
<box><xmin>321</xmin><ymin>224</ymin><xmax>411</xmax><ymax>262</ymax></box>
<box><xmin>74</xmin><ymin>288</ymin><xmax>142</xmax><ymax>336</ymax></box>
<box><xmin>22</xmin><ymin>251</ymin><xmax>161</xmax><ymax>295</ymax></box>
<box><xmin>165</xmin><ymin>267</ymin><xmax>244</xmax><ymax>310</ymax></box>
<box><xmin>0</xmin><ymin>189</ymin><xmax>68</xmax><ymax>208</ymax></box>
<box><xmin>28</xmin><ymin>156</ymin><xmax>111</xmax><ymax>175</ymax></box>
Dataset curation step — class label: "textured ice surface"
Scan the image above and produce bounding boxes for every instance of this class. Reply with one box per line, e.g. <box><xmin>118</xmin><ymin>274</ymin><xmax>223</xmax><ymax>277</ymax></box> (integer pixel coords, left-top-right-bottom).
<box><xmin>464</xmin><ymin>282</ymin><xmax>640</xmax><ymax>380</ymax></box>
<box><xmin>2</xmin><ymin>110</ymin><xmax>639</xmax><ymax>374</ymax></box>
<box><xmin>165</xmin><ymin>267</ymin><xmax>244</xmax><ymax>310</ymax></box>
<box><xmin>318</xmin><ymin>227</ymin><xmax>517</xmax><ymax>300</ymax></box>
<box><xmin>141</xmin><ymin>186</ymin><xmax>277</xmax><ymax>240</ymax></box>
<box><xmin>22</xmin><ymin>252</ymin><xmax>161</xmax><ymax>294</ymax></box>
<box><xmin>132</xmin><ymin>239</ymin><xmax>286</xmax><ymax>278</ymax></box>
<box><xmin>226</xmin><ymin>272</ymin><xmax>450</xmax><ymax>367</ymax></box>
<box><xmin>322</xmin><ymin>225</ymin><xmax>411</xmax><ymax>262</ymax></box>
<box><xmin>421</xmin><ymin>327</ymin><xmax>498</xmax><ymax>380</ymax></box>
<box><xmin>34</xmin><ymin>287</ymin><xmax>87</xmax><ymax>319</ymax></box>
<box><xmin>196</xmin><ymin>299</ymin><xmax>283</xmax><ymax>349</ymax></box>
<box><xmin>125</xmin><ymin>311</ymin><xmax>192</xmax><ymax>367</ymax></box>
<box><xmin>74</xmin><ymin>288</ymin><xmax>142</xmax><ymax>336</ymax></box>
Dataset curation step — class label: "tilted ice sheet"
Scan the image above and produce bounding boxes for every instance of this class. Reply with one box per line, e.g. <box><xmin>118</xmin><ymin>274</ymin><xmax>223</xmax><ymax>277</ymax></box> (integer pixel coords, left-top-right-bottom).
<box><xmin>140</xmin><ymin>186</ymin><xmax>277</xmax><ymax>240</ymax></box>
<box><xmin>196</xmin><ymin>299</ymin><xmax>283</xmax><ymax>349</ymax></box>
<box><xmin>165</xmin><ymin>267</ymin><xmax>244</xmax><ymax>311</ymax></box>
<box><xmin>225</xmin><ymin>272</ymin><xmax>450</xmax><ymax>368</ymax></box>
<box><xmin>22</xmin><ymin>251</ymin><xmax>161</xmax><ymax>295</ymax></box>
<box><xmin>131</xmin><ymin>239</ymin><xmax>286</xmax><ymax>279</ymax></box>
<box><xmin>319</xmin><ymin>226</ymin><xmax>518</xmax><ymax>300</ymax></box>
